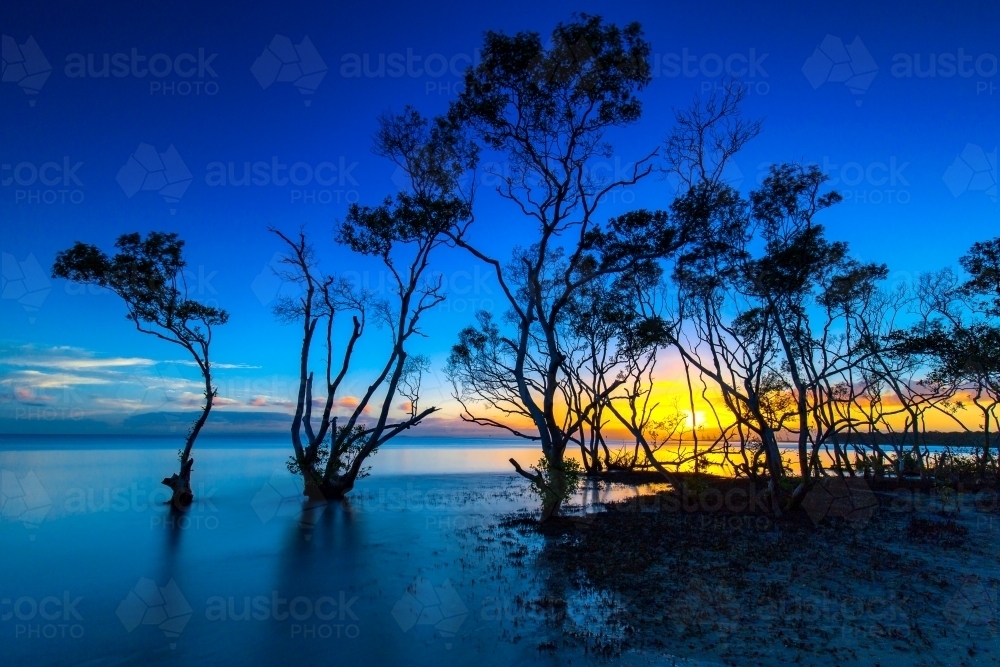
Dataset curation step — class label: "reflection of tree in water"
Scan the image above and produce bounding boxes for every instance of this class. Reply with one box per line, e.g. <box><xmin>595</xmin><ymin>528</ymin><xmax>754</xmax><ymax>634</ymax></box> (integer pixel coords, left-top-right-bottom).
<box><xmin>252</xmin><ymin>499</ymin><xmax>365</xmax><ymax>663</ymax></box>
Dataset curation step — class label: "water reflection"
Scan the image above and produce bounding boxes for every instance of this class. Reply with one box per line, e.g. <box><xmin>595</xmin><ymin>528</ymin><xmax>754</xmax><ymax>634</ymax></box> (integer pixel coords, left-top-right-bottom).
<box><xmin>0</xmin><ymin>437</ymin><xmax>855</xmax><ymax>666</ymax></box>
<box><xmin>0</xmin><ymin>443</ymin><xmax>547</xmax><ymax>665</ymax></box>
<box><xmin>570</xmin><ymin>479</ymin><xmax>673</xmax><ymax>514</ymax></box>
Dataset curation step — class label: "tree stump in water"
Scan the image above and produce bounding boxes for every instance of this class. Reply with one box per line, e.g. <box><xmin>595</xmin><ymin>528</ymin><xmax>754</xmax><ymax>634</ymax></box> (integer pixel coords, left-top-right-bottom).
<box><xmin>162</xmin><ymin>457</ymin><xmax>195</xmax><ymax>509</ymax></box>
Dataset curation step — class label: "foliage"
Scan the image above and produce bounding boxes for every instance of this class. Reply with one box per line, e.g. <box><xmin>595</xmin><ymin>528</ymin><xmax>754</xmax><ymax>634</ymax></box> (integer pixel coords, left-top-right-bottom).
<box><xmin>449</xmin><ymin>14</ymin><xmax>652</xmax><ymax>149</ymax></box>
<box><xmin>287</xmin><ymin>424</ymin><xmax>378</xmax><ymax>481</ymax></box>
<box><xmin>528</xmin><ymin>456</ymin><xmax>583</xmax><ymax>507</ymax></box>
<box><xmin>52</xmin><ymin>231</ymin><xmax>229</xmax><ymax>342</ymax></box>
<box><xmin>959</xmin><ymin>237</ymin><xmax>1000</xmax><ymax>316</ymax></box>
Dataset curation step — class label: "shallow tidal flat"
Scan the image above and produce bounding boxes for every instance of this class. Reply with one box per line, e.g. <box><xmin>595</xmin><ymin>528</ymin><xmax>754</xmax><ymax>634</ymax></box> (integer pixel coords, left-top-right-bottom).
<box><xmin>1</xmin><ymin>441</ymin><xmax>998</xmax><ymax>666</ymax></box>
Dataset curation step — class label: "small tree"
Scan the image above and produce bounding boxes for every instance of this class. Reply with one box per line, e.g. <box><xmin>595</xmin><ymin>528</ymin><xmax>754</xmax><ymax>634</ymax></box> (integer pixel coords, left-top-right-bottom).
<box><xmin>52</xmin><ymin>232</ymin><xmax>228</xmax><ymax>507</ymax></box>
<box><xmin>898</xmin><ymin>239</ymin><xmax>1000</xmax><ymax>474</ymax></box>
<box><xmin>399</xmin><ymin>354</ymin><xmax>431</xmax><ymax>419</ymax></box>
<box><xmin>273</xmin><ymin>107</ymin><xmax>474</xmax><ymax>500</ymax></box>
<box><xmin>958</xmin><ymin>238</ymin><xmax>1000</xmax><ymax>466</ymax></box>
<box><xmin>960</xmin><ymin>237</ymin><xmax>1000</xmax><ymax>316</ymax></box>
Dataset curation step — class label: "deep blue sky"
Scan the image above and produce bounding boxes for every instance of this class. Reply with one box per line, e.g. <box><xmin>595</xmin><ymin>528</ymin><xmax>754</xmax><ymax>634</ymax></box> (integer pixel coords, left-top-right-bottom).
<box><xmin>1</xmin><ymin>0</ymin><xmax>997</xmax><ymax>433</ymax></box>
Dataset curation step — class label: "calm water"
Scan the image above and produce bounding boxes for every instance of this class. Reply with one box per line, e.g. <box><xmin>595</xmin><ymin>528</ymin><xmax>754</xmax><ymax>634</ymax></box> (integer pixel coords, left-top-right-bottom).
<box><xmin>0</xmin><ymin>436</ymin><xmax>679</xmax><ymax>667</ymax></box>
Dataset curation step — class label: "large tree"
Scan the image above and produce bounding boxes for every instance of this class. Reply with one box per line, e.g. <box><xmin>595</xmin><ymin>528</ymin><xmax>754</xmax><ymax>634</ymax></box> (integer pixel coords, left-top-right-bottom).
<box><xmin>664</xmin><ymin>158</ymin><xmax>889</xmax><ymax>508</ymax></box>
<box><xmin>52</xmin><ymin>232</ymin><xmax>228</xmax><ymax>508</ymax></box>
<box><xmin>444</xmin><ymin>15</ymin><xmax>681</xmax><ymax>520</ymax></box>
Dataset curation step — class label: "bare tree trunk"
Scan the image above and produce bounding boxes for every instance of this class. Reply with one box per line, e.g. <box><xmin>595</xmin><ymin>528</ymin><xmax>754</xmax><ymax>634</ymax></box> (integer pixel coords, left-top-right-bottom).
<box><xmin>162</xmin><ymin>369</ymin><xmax>213</xmax><ymax>508</ymax></box>
<box><xmin>311</xmin><ymin>478</ymin><xmax>353</xmax><ymax>500</ymax></box>
<box><xmin>162</xmin><ymin>458</ymin><xmax>195</xmax><ymax>508</ymax></box>
<box><xmin>540</xmin><ymin>498</ymin><xmax>562</xmax><ymax>522</ymax></box>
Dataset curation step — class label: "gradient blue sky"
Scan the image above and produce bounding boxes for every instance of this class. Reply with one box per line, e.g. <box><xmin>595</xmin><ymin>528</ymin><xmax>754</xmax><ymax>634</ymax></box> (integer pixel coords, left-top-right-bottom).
<box><xmin>1</xmin><ymin>0</ymin><xmax>997</xmax><ymax>434</ymax></box>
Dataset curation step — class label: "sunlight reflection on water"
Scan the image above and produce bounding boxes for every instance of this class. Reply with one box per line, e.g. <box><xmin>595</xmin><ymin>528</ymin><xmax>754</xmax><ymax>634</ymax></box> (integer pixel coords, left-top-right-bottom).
<box><xmin>1</xmin><ymin>435</ymin><xmax>929</xmax><ymax>666</ymax></box>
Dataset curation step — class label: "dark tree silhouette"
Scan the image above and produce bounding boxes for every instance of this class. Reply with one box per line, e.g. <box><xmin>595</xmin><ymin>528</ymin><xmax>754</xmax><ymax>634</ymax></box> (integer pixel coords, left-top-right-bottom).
<box><xmin>898</xmin><ymin>238</ymin><xmax>1000</xmax><ymax>472</ymax></box>
<box><xmin>666</xmin><ymin>162</ymin><xmax>903</xmax><ymax>508</ymax></box>
<box><xmin>272</xmin><ymin>107</ymin><xmax>474</xmax><ymax>500</ymax></box>
<box><xmin>445</xmin><ymin>14</ymin><xmax>680</xmax><ymax>520</ymax></box>
<box><xmin>52</xmin><ymin>232</ymin><xmax>228</xmax><ymax>507</ymax></box>
<box><xmin>960</xmin><ymin>237</ymin><xmax>1000</xmax><ymax>317</ymax></box>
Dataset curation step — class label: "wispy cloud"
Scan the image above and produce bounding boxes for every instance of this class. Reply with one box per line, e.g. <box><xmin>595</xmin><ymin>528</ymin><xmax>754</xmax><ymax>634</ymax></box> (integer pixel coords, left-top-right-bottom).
<box><xmin>338</xmin><ymin>396</ymin><xmax>361</xmax><ymax>408</ymax></box>
<box><xmin>0</xmin><ymin>343</ymin><xmax>414</xmax><ymax>433</ymax></box>
<box><xmin>4</xmin><ymin>369</ymin><xmax>113</xmax><ymax>388</ymax></box>
<box><xmin>168</xmin><ymin>360</ymin><xmax>262</xmax><ymax>369</ymax></box>
<box><xmin>1</xmin><ymin>344</ymin><xmax>203</xmax><ymax>419</ymax></box>
<box><xmin>1</xmin><ymin>345</ymin><xmax>157</xmax><ymax>371</ymax></box>
<box><xmin>249</xmin><ymin>396</ymin><xmax>295</xmax><ymax>409</ymax></box>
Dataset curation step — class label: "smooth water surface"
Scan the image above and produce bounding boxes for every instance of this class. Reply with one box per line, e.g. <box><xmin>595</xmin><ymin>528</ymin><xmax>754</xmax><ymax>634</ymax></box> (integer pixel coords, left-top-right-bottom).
<box><xmin>0</xmin><ymin>436</ymin><xmax>678</xmax><ymax>667</ymax></box>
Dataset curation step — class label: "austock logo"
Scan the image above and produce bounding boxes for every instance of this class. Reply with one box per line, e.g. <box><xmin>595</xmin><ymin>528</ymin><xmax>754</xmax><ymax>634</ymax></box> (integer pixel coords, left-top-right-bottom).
<box><xmin>2</xmin><ymin>158</ymin><xmax>85</xmax><ymax>205</ymax></box>
<box><xmin>116</xmin><ymin>578</ymin><xmax>192</xmax><ymax>649</ymax></box>
<box><xmin>204</xmin><ymin>590</ymin><xmax>360</xmax><ymax>639</ymax></box>
<box><xmin>796</xmin><ymin>156</ymin><xmax>911</xmax><ymax>205</ymax></box>
<box><xmin>250</xmin><ymin>253</ymin><xmax>294</xmax><ymax>306</ymax></box>
<box><xmin>204</xmin><ymin>156</ymin><xmax>360</xmax><ymax>205</ymax></box>
<box><xmin>800</xmin><ymin>475</ymin><xmax>878</xmax><ymax>527</ymax></box>
<box><xmin>392</xmin><ymin>577</ymin><xmax>468</xmax><ymax>649</ymax></box>
<box><xmin>1</xmin><ymin>253</ymin><xmax>52</xmax><ymax>323</ymax></box>
<box><xmin>251</xmin><ymin>469</ymin><xmax>324</xmax><ymax>531</ymax></box>
<box><xmin>652</xmin><ymin>48</ymin><xmax>770</xmax><ymax>96</ymax></box>
<box><xmin>802</xmin><ymin>34</ymin><xmax>878</xmax><ymax>106</ymax></box>
<box><xmin>0</xmin><ymin>469</ymin><xmax>52</xmax><ymax>533</ymax></box>
<box><xmin>64</xmin><ymin>47</ymin><xmax>219</xmax><ymax>96</ymax></box>
<box><xmin>61</xmin><ymin>480</ymin><xmax>219</xmax><ymax>531</ymax></box>
<box><xmin>944</xmin><ymin>579</ymin><xmax>998</xmax><ymax>634</ymax></box>
<box><xmin>252</xmin><ymin>35</ymin><xmax>327</xmax><ymax>105</ymax></box>
<box><xmin>116</xmin><ymin>143</ymin><xmax>193</xmax><ymax>214</ymax></box>
<box><xmin>1</xmin><ymin>35</ymin><xmax>52</xmax><ymax>105</ymax></box>
<box><xmin>1</xmin><ymin>592</ymin><xmax>85</xmax><ymax>640</ymax></box>
<box><xmin>339</xmin><ymin>46</ymin><xmax>479</xmax><ymax>96</ymax></box>
<box><xmin>943</xmin><ymin>143</ymin><xmax>997</xmax><ymax>202</ymax></box>
<box><xmin>891</xmin><ymin>49</ymin><xmax>998</xmax><ymax>94</ymax></box>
